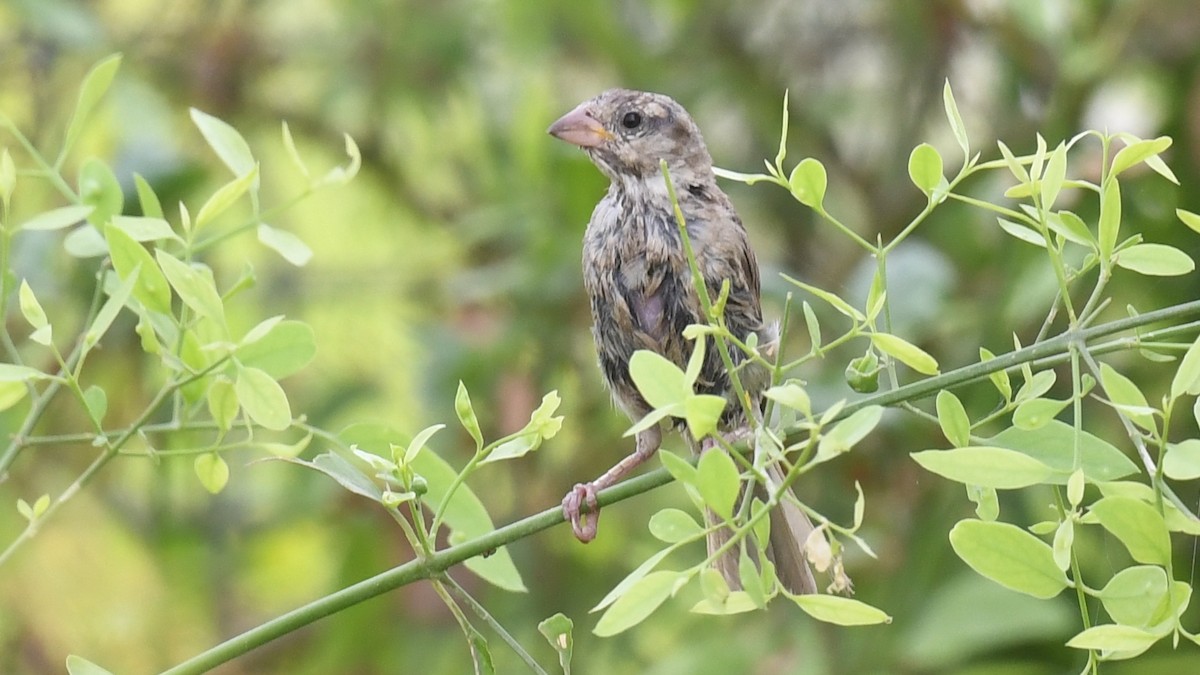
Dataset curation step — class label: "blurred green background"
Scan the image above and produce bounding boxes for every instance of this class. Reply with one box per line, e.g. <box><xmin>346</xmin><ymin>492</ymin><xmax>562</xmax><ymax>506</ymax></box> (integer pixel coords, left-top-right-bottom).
<box><xmin>2</xmin><ymin>0</ymin><xmax>1200</xmax><ymax>673</ymax></box>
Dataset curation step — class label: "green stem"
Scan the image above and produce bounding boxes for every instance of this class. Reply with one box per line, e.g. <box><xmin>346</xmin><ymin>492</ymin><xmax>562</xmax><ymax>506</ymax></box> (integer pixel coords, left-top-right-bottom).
<box><xmin>443</xmin><ymin>574</ymin><xmax>549</xmax><ymax>675</ymax></box>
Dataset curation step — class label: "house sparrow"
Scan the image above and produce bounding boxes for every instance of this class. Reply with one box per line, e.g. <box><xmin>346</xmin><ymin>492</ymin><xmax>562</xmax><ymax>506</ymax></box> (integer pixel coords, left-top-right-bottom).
<box><xmin>549</xmin><ymin>89</ymin><xmax>817</xmax><ymax>595</ymax></box>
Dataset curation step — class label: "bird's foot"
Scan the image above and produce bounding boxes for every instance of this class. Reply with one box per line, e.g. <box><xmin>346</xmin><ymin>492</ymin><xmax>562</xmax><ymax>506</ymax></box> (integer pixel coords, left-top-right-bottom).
<box><xmin>562</xmin><ymin>482</ymin><xmax>600</xmax><ymax>543</ymax></box>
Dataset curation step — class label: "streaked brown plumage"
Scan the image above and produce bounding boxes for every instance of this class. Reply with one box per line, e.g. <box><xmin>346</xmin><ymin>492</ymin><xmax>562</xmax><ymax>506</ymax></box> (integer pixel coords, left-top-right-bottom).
<box><xmin>549</xmin><ymin>89</ymin><xmax>817</xmax><ymax>595</ymax></box>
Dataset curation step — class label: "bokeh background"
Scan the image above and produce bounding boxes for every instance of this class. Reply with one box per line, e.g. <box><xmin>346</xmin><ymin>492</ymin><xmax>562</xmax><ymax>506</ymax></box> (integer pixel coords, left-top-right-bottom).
<box><xmin>2</xmin><ymin>1</ymin><xmax>1200</xmax><ymax>673</ymax></box>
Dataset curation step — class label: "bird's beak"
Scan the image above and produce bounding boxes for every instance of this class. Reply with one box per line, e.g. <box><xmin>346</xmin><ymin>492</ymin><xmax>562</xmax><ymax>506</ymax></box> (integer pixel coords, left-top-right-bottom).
<box><xmin>548</xmin><ymin>105</ymin><xmax>613</xmax><ymax>148</ymax></box>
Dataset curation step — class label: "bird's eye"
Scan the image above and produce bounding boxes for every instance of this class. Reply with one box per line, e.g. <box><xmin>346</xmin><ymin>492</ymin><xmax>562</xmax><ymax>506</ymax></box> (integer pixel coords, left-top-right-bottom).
<box><xmin>621</xmin><ymin>111</ymin><xmax>643</xmax><ymax>129</ymax></box>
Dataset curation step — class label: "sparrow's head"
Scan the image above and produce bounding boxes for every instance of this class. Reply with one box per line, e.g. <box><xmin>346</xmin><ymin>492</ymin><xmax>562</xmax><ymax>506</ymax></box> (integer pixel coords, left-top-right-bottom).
<box><xmin>548</xmin><ymin>89</ymin><xmax>713</xmax><ymax>186</ymax></box>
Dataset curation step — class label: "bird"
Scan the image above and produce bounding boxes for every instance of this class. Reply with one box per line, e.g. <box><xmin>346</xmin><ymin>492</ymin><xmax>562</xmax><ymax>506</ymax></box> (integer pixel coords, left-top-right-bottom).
<box><xmin>548</xmin><ymin>89</ymin><xmax>818</xmax><ymax>595</ymax></box>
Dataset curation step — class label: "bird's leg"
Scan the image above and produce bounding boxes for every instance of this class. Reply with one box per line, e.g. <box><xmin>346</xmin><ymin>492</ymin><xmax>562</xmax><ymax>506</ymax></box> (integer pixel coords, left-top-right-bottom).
<box><xmin>563</xmin><ymin>425</ymin><xmax>662</xmax><ymax>542</ymax></box>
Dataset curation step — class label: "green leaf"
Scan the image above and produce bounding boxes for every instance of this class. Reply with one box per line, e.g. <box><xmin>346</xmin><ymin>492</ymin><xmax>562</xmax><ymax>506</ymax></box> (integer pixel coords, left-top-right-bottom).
<box><xmin>66</xmin><ymin>654</ymin><xmax>116</xmax><ymax>675</ymax></box>
<box><xmin>696</xmin><ymin>449</ymin><xmax>739</xmax><ymax>520</ymax></box>
<box><xmin>481</xmin><ymin>392</ymin><xmax>563</xmax><ymax>464</ymax></box>
<box><xmin>935</xmin><ymin>390</ymin><xmax>970</xmax><ymax>447</ymax></box>
<box><xmin>712</xmin><ymin>167</ymin><xmax>775</xmax><ymax>185</ymax></box>
<box><xmin>1164</xmin><ymin>439</ymin><xmax>1200</xmax><ymax>481</ymax></box>
<box><xmin>691</xmin><ymin>590</ymin><xmax>758</xmax><ymax>616</ymax></box>
<box><xmin>908</xmin><ymin>143</ymin><xmax>943</xmax><ymax>194</ymax></box>
<box><xmin>1014</xmin><ymin>369</ymin><xmax>1057</xmax><ymax>403</ymax></box>
<box><xmin>19</xmin><ymin>205</ymin><xmax>94</xmax><ymax>232</ymax></box>
<box><xmin>1098</xmin><ymin>362</ymin><xmax>1155</xmax><ymax>431</ymax></box>
<box><xmin>802</xmin><ymin>301</ymin><xmax>821</xmax><ymax>350</ymax></box>
<box><xmin>190</xmin><ymin>108</ymin><xmax>257</xmax><ymax>179</ymax></box>
<box><xmin>194</xmin><ymin>452</ymin><xmax>229</xmax><ymax>494</ymax></box>
<box><xmin>979</xmin><ymin>348</ymin><xmax>1011</xmax><ymax>401</ymax></box>
<box><xmin>593</xmin><ymin>570</ymin><xmax>681</xmax><ymax>637</ymax></box>
<box><xmin>997</xmin><ymin>218</ymin><xmax>1046</xmax><ymax>248</ymax></box>
<box><xmin>989</xmin><ymin>420</ymin><xmax>1137</xmax><ymax>483</ymax></box>
<box><xmin>1065</xmin><ymin>624</ymin><xmax>1160</xmax><ymax>653</ymax></box>
<box><xmin>592</xmin><ymin>547</ymin><xmax>676</xmax><ymax>612</ymax></box>
<box><xmin>0</xmin><ymin>148</ymin><xmax>14</xmax><ymax>208</ymax></box>
<box><xmin>629</xmin><ymin>350</ymin><xmax>688</xmax><ymax>409</ymax></box>
<box><xmin>1068</xmin><ymin>468</ymin><xmax>1085</xmax><ymax>507</ymax></box>
<box><xmin>782</xmin><ymin>276</ymin><xmax>865</xmax><ymax>322</ymax></box>
<box><xmin>0</xmin><ymin>381</ymin><xmax>30</xmax><ymax>412</ymax></box>
<box><xmin>0</xmin><ymin>363</ymin><xmax>50</xmax><ymax>383</ymax></box>
<box><xmin>454</xmin><ymin>381</ymin><xmax>483</xmax><ymax>450</ymax></box>
<box><xmin>1048</xmin><ymin>210</ymin><xmax>1095</xmax><ymax>248</ymax></box>
<box><xmin>133</xmin><ymin>173</ymin><xmax>163</xmax><ymax>219</ymax></box>
<box><xmin>775</xmin><ymin>90</ymin><xmax>789</xmax><ymax>168</ymax></box>
<box><xmin>788</xmin><ymin>158</ymin><xmax>827</xmax><ymax>210</ymax></box>
<box><xmin>61</xmin><ymin>54</ymin><xmax>122</xmax><ymax>162</ymax></box>
<box><xmin>912</xmin><ymin>447</ymin><xmax>1054</xmax><ymax>489</ymax></box>
<box><xmin>155</xmin><ymin>251</ymin><xmax>226</xmax><ymax>325</ymax></box>
<box><xmin>1040</xmin><ymin>143</ymin><xmax>1067</xmax><ymax>209</ymax></box>
<box><xmin>537</xmin><ymin>614</ymin><xmax>573</xmax><ymax>675</ymax></box>
<box><xmin>281</xmin><ymin>121</ymin><xmax>310</xmax><ymax>178</ymax></box>
<box><xmin>105</xmin><ymin>225</ymin><xmax>172</xmax><ymax>314</ymax></box>
<box><xmin>236</xmin><ymin>320</ymin><xmax>316</xmax><ymax>380</ymax></box>
<box><xmin>1098</xmin><ymin>178</ymin><xmax>1121</xmax><ymax>262</ymax></box>
<box><xmin>659</xmin><ymin>450</ymin><xmax>698</xmax><ymax>488</ymax></box>
<box><xmin>1012</xmin><ymin>397</ymin><xmax>1069</xmax><ymax>430</ymax></box>
<box><xmin>207</xmin><ymin>379</ymin><xmax>238</xmax><ymax>431</ymax></box>
<box><xmin>1177</xmin><ymin>208</ymin><xmax>1200</xmax><ymax>235</ymax></box>
<box><xmin>1099</xmin><ymin>565</ymin><xmax>1169</xmax><ymax>628</ymax></box>
<box><xmin>816</xmin><ymin>405</ymin><xmax>883</xmax><ymax>461</ymax></box>
<box><xmin>257</xmin><ymin>223</ymin><xmax>313</xmax><ymax>266</ymax></box>
<box><xmin>406</xmin><ymin>445</ymin><xmax>527</xmax><ymax>592</ymax></box>
<box><xmin>1170</xmin><ymin>333</ymin><xmax>1200</xmax><ymax>399</ymax></box>
<box><xmin>789</xmin><ymin>595</ymin><xmax>891</xmax><ymax>626</ymax></box>
<box><xmin>967</xmin><ymin>484</ymin><xmax>999</xmax><ymax>521</ymax></box>
<box><xmin>997</xmin><ymin>140</ymin><xmax>1029</xmax><ymax>183</ymax></box>
<box><xmin>110</xmin><ymin>215</ymin><xmax>179</xmax><ymax>242</ymax></box>
<box><xmin>871</xmin><ymin>332</ymin><xmax>939</xmax><ymax>375</ymax></box>
<box><xmin>648</xmin><ymin>508</ymin><xmax>703</xmax><ymax>543</ymax></box>
<box><xmin>195</xmin><ymin>167</ymin><xmax>259</xmax><ymax>231</ymax></box>
<box><xmin>1110</xmin><ymin>136</ymin><xmax>1172</xmax><ymax>178</ymax></box>
<box><xmin>84</xmin><ymin>269</ymin><xmax>137</xmax><ymax>349</ymax></box>
<box><xmin>277</xmin><ymin>450</ymin><xmax>383</xmax><ymax>502</ymax></box>
<box><xmin>765</xmin><ymin>381</ymin><xmax>811</xmax><ymax>417</ymax></box>
<box><xmin>949</xmin><ymin>520</ymin><xmax>1068</xmax><ymax>599</ymax></box>
<box><xmin>684</xmin><ymin>394</ymin><xmax>725</xmax><ymax>440</ymax></box>
<box><xmin>317</xmin><ymin>133</ymin><xmax>361</xmax><ymax>186</ymax></box>
<box><xmin>63</xmin><ymin>224</ymin><xmax>108</xmax><ymax>257</ymax></box>
<box><xmin>235</xmin><ymin>365</ymin><xmax>292</xmax><ymax>431</ymax></box>
<box><xmin>18</xmin><ymin>280</ymin><xmax>48</xmax><ymax>330</ymax></box>
<box><xmin>82</xmin><ymin>385</ymin><xmax>107</xmax><ymax>425</ymax></box>
<box><xmin>1051</xmin><ymin>519</ymin><xmax>1073</xmax><ymax>571</ymax></box>
<box><xmin>943</xmin><ymin>80</ymin><xmax>969</xmax><ymax>158</ymax></box>
<box><xmin>1115</xmin><ymin>243</ymin><xmax>1195</xmax><ymax>277</ymax></box>
<box><xmin>1089</xmin><ymin>496</ymin><xmax>1172</xmax><ymax>566</ymax></box>
<box><xmin>78</xmin><ymin>158</ymin><xmax>123</xmax><ymax>227</ymax></box>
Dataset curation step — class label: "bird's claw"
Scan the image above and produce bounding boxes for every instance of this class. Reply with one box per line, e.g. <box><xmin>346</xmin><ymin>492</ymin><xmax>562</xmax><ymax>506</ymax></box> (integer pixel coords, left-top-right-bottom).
<box><xmin>562</xmin><ymin>483</ymin><xmax>600</xmax><ymax>542</ymax></box>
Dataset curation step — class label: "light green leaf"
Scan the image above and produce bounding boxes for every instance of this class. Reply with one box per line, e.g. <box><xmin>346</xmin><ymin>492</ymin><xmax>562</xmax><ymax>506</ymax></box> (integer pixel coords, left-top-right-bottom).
<box><xmin>1068</xmin><ymin>468</ymin><xmax>1085</xmax><ymax>507</ymax></box>
<box><xmin>105</xmin><ymin>225</ymin><xmax>171</xmax><ymax>314</ymax></box>
<box><xmin>1170</xmin><ymin>333</ymin><xmax>1200</xmax><ymax>399</ymax></box>
<box><xmin>1099</xmin><ymin>565</ymin><xmax>1169</xmax><ymax>628</ymax></box>
<box><xmin>997</xmin><ymin>140</ymin><xmax>1029</xmax><ymax>183</ymax></box>
<box><xmin>63</xmin><ymin>224</ymin><xmax>108</xmax><ymax>257</ymax></box>
<box><xmin>816</xmin><ymin>405</ymin><xmax>883</xmax><ymax>461</ymax></box>
<box><xmin>317</xmin><ymin>133</ymin><xmax>361</xmax><ymax>186</ymax></box>
<box><xmin>207</xmin><ymin>379</ymin><xmax>238</xmax><ymax>431</ymax></box>
<box><xmin>455</xmin><ymin>381</ymin><xmax>483</xmax><ymax>450</ymax></box>
<box><xmin>1098</xmin><ymin>178</ymin><xmax>1121</xmax><ymax>262</ymax></box>
<box><xmin>257</xmin><ymin>223</ymin><xmax>313</xmax><ymax>266</ymax></box>
<box><xmin>1047</xmin><ymin>210</ymin><xmax>1095</xmax><ymax>247</ymax></box>
<box><xmin>133</xmin><ymin>173</ymin><xmax>163</xmax><ymax>219</ymax></box>
<box><xmin>66</xmin><ymin>654</ymin><xmax>116</xmax><ymax>675</ymax></box>
<box><xmin>997</xmin><ymin>218</ymin><xmax>1046</xmax><ymax>247</ymax></box>
<box><xmin>1098</xmin><ymin>362</ymin><xmax>1155</xmax><ymax>431</ymax></box>
<box><xmin>1115</xmin><ymin>243</ymin><xmax>1195</xmax><ymax>277</ymax></box>
<box><xmin>190</xmin><ymin>108</ymin><xmax>256</xmax><ymax>178</ymax></box>
<box><xmin>1089</xmin><ymin>496</ymin><xmax>1172</xmax><ymax>566</ymax></box>
<box><xmin>0</xmin><ymin>148</ymin><xmax>14</xmax><ymax>208</ymax></box>
<box><xmin>1164</xmin><ymin>439</ymin><xmax>1200</xmax><ymax>481</ymax></box>
<box><xmin>235</xmin><ymin>365</ymin><xmax>292</xmax><ymax>431</ymax></box>
<box><xmin>110</xmin><ymin>215</ymin><xmax>179</xmax><ymax>242</ymax></box>
<box><xmin>1065</xmin><ymin>624</ymin><xmax>1159</xmax><ymax>653</ymax></box>
<box><xmin>943</xmin><ymin>80</ymin><xmax>969</xmax><ymax>158</ymax></box>
<box><xmin>908</xmin><ymin>143</ymin><xmax>943</xmax><ymax>194</ymax></box>
<box><xmin>871</xmin><ymin>332</ymin><xmax>939</xmax><ymax>375</ymax></box>
<box><xmin>592</xmin><ymin>547</ymin><xmax>676</xmax><ymax>613</ymax></box>
<box><xmin>1040</xmin><ymin>143</ymin><xmax>1067</xmax><ymax>209</ymax></box>
<box><xmin>0</xmin><ymin>381</ymin><xmax>30</xmax><ymax>412</ymax></box>
<box><xmin>684</xmin><ymin>394</ymin><xmax>725</xmax><ymax>440</ymax></box>
<box><xmin>803</xmin><ymin>301</ymin><xmax>821</xmax><ymax>350</ymax></box>
<box><xmin>155</xmin><ymin>251</ymin><xmax>226</xmax><ymax>325</ymax></box>
<box><xmin>19</xmin><ymin>205</ymin><xmax>94</xmax><ymax>232</ymax></box>
<box><xmin>194</xmin><ymin>452</ymin><xmax>229</xmax><ymax>494</ymax></box>
<box><xmin>766</xmin><ymin>381</ymin><xmax>811</xmax><ymax>417</ymax></box>
<box><xmin>712</xmin><ymin>167</ymin><xmax>775</xmax><ymax>185</ymax></box>
<box><xmin>648</xmin><ymin>508</ymin><xmax>703</xmax><ymax>543</ymax></box>
<box><xmin>697</xmin><ymin>449</ymin><xmax>739</xmax><ymax>520</ymax></box>
<box><xmin>594</xmin><ymin>570</ymin><xmax>682</xmax><ymax>637</ymax></box>
<box><xmin>783</xmin><ymin>276</ymin><xmax>865</xmax><ymax>322</ymax></box>
<box><xmin>1015</xmin><ymin>370</ymin><xmax>1057</xmax><ymax>403</ymax></box>
<box><xmin>78</xmin><ymin>158</ymin><xmax>123</xmax><ymax>227</ymax></box>
<box><xmin>236</xmin><ymin>320</ymin><xmax>315</xmax><ymax>380</ymax></box>
<box><xmin>949</xmin><ymin>520</ymin><xmax>1068</xmax><ymax>599</ymax></box>
<box><xmin>935</xmin><ymin>390</ymin><xmax>970</xmax><ymax>447</ymax></box>
<box><xmin>629</xmin><ymin>350</ymin><xmax>688</xmax><ymax>409</ymax></box>
<box><xmin>1177</xmin><ymin>208</ymin><xmax>1200</xmax><ymax>235</ymax></box>
<box><xmin>788</xmin><ymin>158</ymin><xmax>827</xmax><ymax>210</ymax></box>
<box><xmin>280</xmin><ymin>121</ymin><xmax>310</xmax><ymax>178</ymax></box>
<box><xmin>659</xmin><ymin>450</ymin><xmax>698</xmax><ymax>488</ymax></box>
<box><xmin>82</xmin><ymin>385</ymin><xmax>107</xmax><ymax>425</ymax></box>
<box><xmin>911</xmin><ymin>447</ymin><xmax>1054</xmax><ymax>489</ymax></box>
<box><xmin>537</xmin><ymin>614</ymin><xmax>573</xmax><ymax>675</ymax></box>
<box><xmin>1110</xmin><ymin>136</ymin><xmax>1172</xmax><ymax>178</ymax></box>
<box><xmin>195</xmin><ymin>167</ymin><xmax>259</xmax><ymax>231</ymax></box>
<box><xmin>1051</xmin><ymin>519</ymin><xmax>1073</xmax><ymax>571</ymax></box>
<box><xmin>990</xmin><ymin>420</ymin><xmax>1137</xmax><ymax>483</ymax></box>
<box><xmin>691</xmin><ymin>590</ymin><xmax>758</xmax><ymax>616</ymax></box>
<box><xmin>0</xmin><ymin>363</ymin><xmax>51</xmax><ymax>382</ymax></box>
<box><xmin>1012</xmin><ymin>397</ymin><xmax>1069</xmax><ymax>431</ymax></box>
<box><xmin>18</xmin><ymin>280</ymin><xmax>48</xmax><ymax>330</ymax></box>
<box><xmin>84</xmin><ymin>269</ymin><xmax>137</xmax><ymax>349</ymax></box>
<box><xmin>61</xmin><ymin>54</ymin><xmax>122</xmax><ymax>162</ymax></box>
<box><xmin>967</xmin><ymin>484</ymin><xmax>999</xmax><ymax>521</ymax></box>
<box><xmin>775</xmin><ymin>89</ymin><xmax>790</xmax><ymax>168</ymax></box>
<box><xmin>789</xmin><ymin>594</ymin><xmax>891</xmax><ymax>626</ymax></box>
<box><xmin>277</xmin><ymin>450</ymin><xmax>382</xmax><ymax>502</ymax></box>
<box><xmin>481</xmin><ymin>392</ymin><xmax>563</xmax><ymax>464</ymax></box>
<box><xmin>979</xmin><ymin>347</ymin><xmax>1011</xmax><ymax>401</ymax></box>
